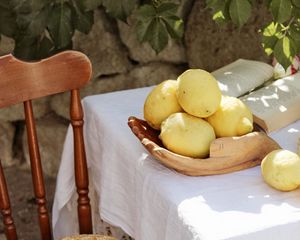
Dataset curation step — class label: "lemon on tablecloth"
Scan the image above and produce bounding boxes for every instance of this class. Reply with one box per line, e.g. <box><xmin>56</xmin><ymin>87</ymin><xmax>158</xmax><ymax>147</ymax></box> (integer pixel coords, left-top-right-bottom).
<box><xmin>261</xmin><ymin>149</ymin><xmax>300</xmax><ymax>191</ymax></box>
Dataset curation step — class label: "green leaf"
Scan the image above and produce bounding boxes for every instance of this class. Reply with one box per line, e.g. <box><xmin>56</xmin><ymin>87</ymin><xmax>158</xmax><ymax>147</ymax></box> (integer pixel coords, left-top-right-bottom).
<box><xmin>102</xmin><ymin>0</ymin><xmax>137</xmax><ymax>22</ymax></box>
<box><xmin>36</xmin><ymin>35</ymin><xmax>54</xmax><ymax>59</ymax></box>
<box><xmin>213</xmin><ymin>10</ymin><xmax>228</xmax><ymax>24</ymax></box>
<box><xmin>156</xmin><ymin>2</ymin><xmax>178</xmax><ymax>16</ymax></box>
<box><xmin>274</xmin><ymin>36</ymin><xmax>297</xmax><ymax>70</ymax></box>
<box><xmin>229</xmin><ymin>0</ymin><xmax>252</xmax><ymax>27</ymax></box>
<box><xmin>270</xmin><ymin>0</ymin><xmax>292</xmax><ymax>23</ymax></box>
<box><xmin>10</xmin><ymin>0</ymin><xmax>29</xmax><ymax>12</ymax></box>
<box><xmin>261</xmin><ymin>22</ymin><xmax>282</xmax><ymax>55</ymax></box>
<box><xmin>151</xmin><ymin>0</ymin><xmax>163</xmax><ymax>8</ymax></box>
<box><xmin>82</xmin><ymin>0</ymin><xmax>102</xmax><ymax>11</ymax></box>
<box><xmin>13</xmin><ymin>35</ymin><xmax>38</xmax><ymax>60</ymax></box>
<box><xmin>135</xmin><ymin>18</ymin><xmax>153</xmax><ymax>42</ymax></box>
<box><xmin>162</xmin><ymin>16</ymin><xmax>184</xmax><ymax>39</ymax></box>
<box><xmin>292</xmin><ymin>0</ymin><xmax>300</xmax><ymax>8</ymax></box>
<box><xmin>71</xmin><ymin>0</ymin><xmax>94</xmax><ymax>34</ymax></box>
<box><xmin>136</xmin><ymin>4</ymin><xmax>156</xmax><ymax>20</ymax></box>
<box><xmin>207</xmin><ymin>0</ymin><xmax>231</xmax><ymax>25</ymax></box>
<box><xmin>12</xmin><ymin>0</ymin><xmax>50</xmax><ymax>13</ymax></box>
<box><xmin>292</xmin><ymin>6</ymin><xmax>300</xmax><ymax>18</ymax></box>
<box><xmin>11</xmin><ymin>0</ymin><xmax>52</xmax><ymax>37</ymax></box>
<box><xmin>29</xmin><ymin>0</ymin><xmax>50</xmax><ymax>11</ymax></box>
<box><xmin>147</xmin><ymin>18</ymin><xmax>168</xmax><ymax>53</ymax></box>
<box><xmin>17</xmin><ymin>6</ymin><xmax>51</xmax><ymax>37</ymax></box>
<box><xmin>290</xmin><ymin>25</ymin><xmax>300</xmax><ymax>41</ymax></box>
<box><xmin>47</xmin><ymin>3</ymin><xmax>73</xmax><ymax>49</ymax></box>
<box><xmin>0</xmin><ymin>5</ymin><xmax>17</xmax><ymax>37</ymax></box>
<box><xmin>264</xmin><ymin>0</ymin><xmax>272</xmax><ymax>7</ymax></box>
<box><xmin>135</xmin><ymin>2</ymin><xmax>183</xmax><ymax>52</ymax></box>
<box><xmin>290</xmin><ymin>24</ymin><xmax>300</xmax><ymax>51</ymax></box>
<box><xmin>0</xmin><ymin>0</ymin><xmax>8</xmax><ymax>9</ymax></box>
<box><xmin>135</xmin><ymin>4</ymin><xmax>158</xmax><ymax>42</ymax></box>
<box><xmin>14</xmin><ymin>34</ymin><xmax>55</xmax><ymax>60</ymax></box>
<box><xmin>206</xmin><ymin>0</ymin><xmax>222</xmax><ymax>9</ymax></box>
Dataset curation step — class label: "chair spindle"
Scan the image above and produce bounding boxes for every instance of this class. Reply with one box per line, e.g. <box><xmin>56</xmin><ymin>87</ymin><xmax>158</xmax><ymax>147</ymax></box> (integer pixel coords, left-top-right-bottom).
<box><xmin>24</xmin><ymin>100</ymin><xmax>52</xmax><ymax>240</ymax></box>
<box><xmin>70</xmin><ymin>89</ymin><xmax>93</xmax><ymax>234</ymax></box>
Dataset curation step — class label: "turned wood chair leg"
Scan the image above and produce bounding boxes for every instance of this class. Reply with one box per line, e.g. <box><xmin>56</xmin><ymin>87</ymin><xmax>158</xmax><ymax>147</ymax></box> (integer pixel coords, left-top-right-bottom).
<box><xmin>0</xmin><ymin>160</ymin><xmax>17</xmax><ymax>240</ymax></box>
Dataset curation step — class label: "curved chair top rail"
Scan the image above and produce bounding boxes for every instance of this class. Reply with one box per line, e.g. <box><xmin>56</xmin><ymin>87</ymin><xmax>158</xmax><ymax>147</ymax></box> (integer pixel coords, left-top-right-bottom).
<box><xmin>0</xmin><ymin>50</ymin><xmax>92</xmax><ymax>108</ymax></box>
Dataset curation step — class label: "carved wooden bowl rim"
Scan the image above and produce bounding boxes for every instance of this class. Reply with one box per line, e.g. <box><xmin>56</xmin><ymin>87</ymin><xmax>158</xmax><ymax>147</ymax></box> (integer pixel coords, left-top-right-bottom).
<box><xmin>127</xmin><ymin>116</ymin><xmax>280</xmax><ymax>176</ymax></box>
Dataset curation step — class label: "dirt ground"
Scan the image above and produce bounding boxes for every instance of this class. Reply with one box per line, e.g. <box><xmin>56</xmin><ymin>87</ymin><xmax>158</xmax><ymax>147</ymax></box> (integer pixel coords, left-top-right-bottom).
<box><xmin>0</xmin><ymin>167</ymin><xmax>56</xmax><ymax>240</ymax></box>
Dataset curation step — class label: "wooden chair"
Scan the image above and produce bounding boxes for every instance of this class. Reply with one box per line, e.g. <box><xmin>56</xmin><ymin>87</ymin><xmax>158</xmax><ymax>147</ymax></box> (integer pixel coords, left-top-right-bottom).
<box><xmin>0</xmin><ymin>51</ymin><xmax>115</xmax><ymax>240</ymax></box>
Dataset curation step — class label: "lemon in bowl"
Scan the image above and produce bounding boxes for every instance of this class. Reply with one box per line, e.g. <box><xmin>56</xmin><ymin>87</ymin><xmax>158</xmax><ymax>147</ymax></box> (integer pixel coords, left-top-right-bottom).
<box><xmin>144</xmin><ymin>80</ymin><xmax>183</xmax><ymax>130</ymax></box>
<box><xmin>176</xmin><ymin>69</ymin><xmax>222</xmax><ymax>118</ymax></box>
<box><xmin>206</xmin><ymin>96</ymin><xmax>253</xmax><ymax>137</ymax></box>
<box><xmin>159</xmin><ymin>112</ymin><xmax>216</xmax><ymax>158</ymax></box>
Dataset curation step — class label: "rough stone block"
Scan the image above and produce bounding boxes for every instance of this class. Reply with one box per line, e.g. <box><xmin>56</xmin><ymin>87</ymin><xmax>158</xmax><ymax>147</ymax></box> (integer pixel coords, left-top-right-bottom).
<box><xmin>22</xmin><ymin>114</ymin><xmax>68</xmax><ymax>178</ymax></box>
<box><xmin>185</xmin><ymin>0</ymin><xmax>272</xmax><ymax>71</ymax></box>
<box><xmin>0</xmin><ymin>121</ymin><xmax>15</xmax><ymax>167</ymax></box>
<box><xmin>0</xmin><ymin>36</ymin><xmax>14</xmax><ymax>56</ymax></box>
<box><xmin>51</xmin><ymin>62</ymin><xmax>184</xmax><ymax>119</ymax></box>
<box><xmin>0</xmin><ymin>97</ymin><xmax>51</xmax><ymax>122</ymax></box>
<box><xmin>73</xmin><ymin>8</ymin><xmax>132</xmax><ymax>78</ymax></box>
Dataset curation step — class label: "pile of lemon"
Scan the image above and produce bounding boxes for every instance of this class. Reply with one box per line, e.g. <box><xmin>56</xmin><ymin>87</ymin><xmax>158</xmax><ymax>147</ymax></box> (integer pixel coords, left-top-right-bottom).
<box><xmin>143</xmin><ymin>69</ymin><xmax>253</xmax><ymax>159</ymax></box>
<box><xmin>144</xmin><ymin>68</ymin><xmax>300</xmax><ymax>192</ymax></box>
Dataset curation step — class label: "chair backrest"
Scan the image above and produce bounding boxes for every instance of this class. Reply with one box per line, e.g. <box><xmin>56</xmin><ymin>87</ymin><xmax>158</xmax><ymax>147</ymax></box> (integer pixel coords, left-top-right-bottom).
<box><xmin>0</xmin><ymin>51</ymin><xmax>93</xmax><ymax>240</ymax></box>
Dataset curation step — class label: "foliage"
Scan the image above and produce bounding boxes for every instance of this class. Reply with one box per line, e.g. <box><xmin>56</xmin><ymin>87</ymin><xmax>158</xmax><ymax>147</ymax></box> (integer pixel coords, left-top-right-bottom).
<box><xmin>0</xmin><ymin>0</ymin><xmax>299</xmax><ymax>69</ymax></box>
<box><xmin>0</xmin><ymin>0</ymin><xmax>183</xmax><ymax>60</ymax></box>
<box><xmin>206</xmin><ymin>0</ymin><xmax>300</xmax><ymax>69</ymax></box>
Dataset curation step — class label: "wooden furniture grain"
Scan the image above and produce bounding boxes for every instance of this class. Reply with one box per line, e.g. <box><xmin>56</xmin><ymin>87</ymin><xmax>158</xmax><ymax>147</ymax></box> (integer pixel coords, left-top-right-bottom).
<box><xmin>0</xmin><ymin>51</ymin><xmax>115</xmax><ymax>240</ymax></box>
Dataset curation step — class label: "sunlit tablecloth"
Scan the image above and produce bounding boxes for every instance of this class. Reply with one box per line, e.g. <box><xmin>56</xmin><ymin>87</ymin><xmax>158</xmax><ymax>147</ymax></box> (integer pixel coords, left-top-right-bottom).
<box><xmin>52</xmin><ymin>87</ymin><xmax>300</xmax><ymax>240</ymax></box>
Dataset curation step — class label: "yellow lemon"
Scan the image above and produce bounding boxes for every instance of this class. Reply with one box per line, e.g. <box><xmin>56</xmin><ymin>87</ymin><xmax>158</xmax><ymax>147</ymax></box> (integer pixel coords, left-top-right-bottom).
<box><xmin>261</xmin><ymin>150</ymin><xmax>300</xmax><ymax>191</ymax></box>
<box><xmin>206</xmin><ymin>96</ymin><xmax>253</xmax><ymax>137</ymax></box>
<box><xmin>144</xmin><ymin>80</ymin><xmax>183</xmax><ymax>130</ymax></box>
<box><xmin>159</xmin><ymin>112</ymin><xmax>216</xmax><ymax>158</ymax></box>
<box><xmin>177</xmin><ymin>69</ymin><xmax>222</xmax><ymax>118</ymax></box>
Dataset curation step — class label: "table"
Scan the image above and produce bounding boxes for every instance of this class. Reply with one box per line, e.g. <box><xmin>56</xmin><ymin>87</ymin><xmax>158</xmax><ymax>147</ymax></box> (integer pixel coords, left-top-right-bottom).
<box><xmin>52</xmin><ymin>86</ymin><xmax>300</xmax><ymax>240</ymax></box>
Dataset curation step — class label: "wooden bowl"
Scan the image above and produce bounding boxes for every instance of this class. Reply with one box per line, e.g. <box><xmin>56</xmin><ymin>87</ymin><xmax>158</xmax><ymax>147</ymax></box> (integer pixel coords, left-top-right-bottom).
<box><xmin>128</xmin><ymin>116</ymin><xmax>281</xmax><ymax>176</ymax></box>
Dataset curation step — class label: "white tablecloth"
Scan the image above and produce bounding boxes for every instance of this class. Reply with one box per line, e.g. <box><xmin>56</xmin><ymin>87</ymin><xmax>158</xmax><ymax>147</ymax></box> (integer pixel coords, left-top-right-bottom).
<box><xmin>52</xmin><ymin>87</ymin><xmax>300</xmax><ymax>240</ymax></box>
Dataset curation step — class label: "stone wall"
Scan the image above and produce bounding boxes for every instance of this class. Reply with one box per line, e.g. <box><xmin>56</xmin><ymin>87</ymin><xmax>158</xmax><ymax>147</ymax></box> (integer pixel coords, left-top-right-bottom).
<box><xmin>0</xmin><ymin>0</ymin><xmax>271</xmax><ymax>238</ymax></box>
<box><xmin>0</xmin><ymin>0</ymin><xmax>272</xmax><ymax>176</ymax></box>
